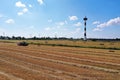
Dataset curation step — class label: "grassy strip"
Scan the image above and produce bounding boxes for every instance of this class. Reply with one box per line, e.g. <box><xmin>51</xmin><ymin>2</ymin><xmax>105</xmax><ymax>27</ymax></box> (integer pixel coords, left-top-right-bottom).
<box><xmin>0</xmin><ymin>40</ymin><xmax>120</xmax><ymax>50</ymax></box>
<box><xmin>0</xmin><ymin>40</ymin><xmax>15</xmax><ymax>43</ymax></box>
<box><xmin>30</xmin><ymin>42</ymin><xmax>120</xmax><ymax>50</ymax></box>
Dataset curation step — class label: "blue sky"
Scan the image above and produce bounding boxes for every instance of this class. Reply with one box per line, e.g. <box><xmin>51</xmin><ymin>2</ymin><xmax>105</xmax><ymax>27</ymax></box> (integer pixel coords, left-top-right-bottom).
<box><xmin>0</xmin><ymin>0</ymin><xmax>120</xmax><ymax>38</ymax></box>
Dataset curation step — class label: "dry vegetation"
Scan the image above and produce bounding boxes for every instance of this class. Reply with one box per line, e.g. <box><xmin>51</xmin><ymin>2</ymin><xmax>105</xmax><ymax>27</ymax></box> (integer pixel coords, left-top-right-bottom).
<box><xmin>27</xmin><ymin>40</ymin><xmax>120</xmax><ymax>48</ymax></box>
<box><xmin>1</xmin><ymin>40</ymin><xmax>120</xmax><ymax>50</ymax></box>
<box><xmin>0</xmin><ymin>41</ymin><xmax>120</xmax><ymax>80</ymax></box>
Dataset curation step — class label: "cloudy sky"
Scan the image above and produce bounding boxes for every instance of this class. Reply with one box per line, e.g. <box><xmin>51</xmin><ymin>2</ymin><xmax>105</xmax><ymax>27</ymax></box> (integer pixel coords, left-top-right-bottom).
<box><xmin>0</xmin><ymin>0</ymin><xmax>120</xmax><ymax>38</ymax></box>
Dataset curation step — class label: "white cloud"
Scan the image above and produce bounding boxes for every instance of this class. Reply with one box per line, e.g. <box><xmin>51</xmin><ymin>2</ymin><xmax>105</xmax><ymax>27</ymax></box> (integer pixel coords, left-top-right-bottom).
<box><xmin>59</xmin><ymin>22</ymin><xmax>65</xmax><ymax>26</ymax></box>
<box><xmin>23</xmin><ymin>8</ymin><xmax>28</xmax><ymax>13</ymax></box>
<box><xmin>65</xmin><ymin>20</ymin><xmax>68</xmax><ymax>24</ymax></box>
<box><xmin>17</xmin><ymin>8</ymin><xmax>28</xmax><ymax>16</ymax></box>
<box><xmin>93</xmin><ymin>17</ymin><xmax>120</xmax><ymax>31</ymax></box>
<box><xmin>56</xmin><ymin>20</ymin><xmax>68</xmax><ymax>26</ymax></box>
<box><xmin>69</xmin><ymin>16</ymin><xmax>78</xmax><ymax>21</ymax></box>
<box><xmin>92</xmin><ymin>21</ymin><xmax>100</xmax><ymax>25</ymax></box>
<box><xmin>74</xmin><ymin>22</ymin><xmax>82</xmax><ymax>27</ymax></box>
<box><xmin>45</xmin><ymin>27</ymin><xmax>51</xmax><ymax>31</ymax></box>
<box><xmin>15</xmin><ymin>1</ymin><xmax>29</xmax><ymax>16</ymax></box>
<box><xmin>0</xmin><ymin>28</ymin><xmax>7</xmax><ymax>36</ymax></box>
<box><xmin>37</xmin><ymin>0</ymin><xmax>44</xmax><ymax>5</ymax></box>
<box><xmin>93</xmin><ymin>28</ymin><xmax>102</xmax><ymax>31</ymax></box>
<box><xmin>29</xmin><ymin>26</ymin><xmax>35</xmax><ymax>29</ymax></box>
<box><xmin>75</xmin><ymin>28</ymin><xmax>81</xmax><ymax>32</ymax></box>
<box><xmin>56</xmin><ymin>26</ymin><xmax>61</xmax><ymax>29</ymax></box>
<box><xmin>70</xmin><ymin>28</ymin><xmax>81</xmax><ymax>36</ymax></box>
<box><xmin>17</xmin><ymin>12</ymin><xmax>23</xmax><ymax>16</ymax></box>
<box><xmin>5</xmin><ymin>19</ymin><xmax>15</xmax><ymax>24</ymax></box>
<box><xmin>56</xmin><ymin>21</ymin><xmax>66</xmax><ymax>26</ymax></box>
<box><xmin>15</xmin><ymin>1</ymin><xmax>26</xmax><ymax>8</ymax></box>
<box><xmin>48</xmin><ymin>19</ymin><xmax>52</xmax><ymax>23</ymax></box>
<box><xmin>0</xmin><ymin>14</ymin><xmax>3</xmax><ymax>18</ymax></box>
<box><xmin>29</xmin><ymin>4</ymin><xmax>32</xmax><ymax>8</ymax></box>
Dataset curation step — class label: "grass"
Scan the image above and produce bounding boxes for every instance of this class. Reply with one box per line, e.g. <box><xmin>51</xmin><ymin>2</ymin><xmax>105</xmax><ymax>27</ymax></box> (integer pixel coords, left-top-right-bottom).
<box><xmin>0</xmin><ymin>40</ymin><xmax>120</xmax><ymax>50</ymax></box>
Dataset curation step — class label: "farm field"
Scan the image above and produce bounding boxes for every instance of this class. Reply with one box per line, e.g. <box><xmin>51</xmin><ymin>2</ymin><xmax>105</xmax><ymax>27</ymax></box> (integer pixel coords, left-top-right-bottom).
<box><xmin>0</xmin><ymin>42</ymin><xmax>120</xmax><ymax>80</ymax></box>
<box><xmin>0</xmin><ymin>40</ymin><xmax>120</xmax><ymax>50</ymax></box>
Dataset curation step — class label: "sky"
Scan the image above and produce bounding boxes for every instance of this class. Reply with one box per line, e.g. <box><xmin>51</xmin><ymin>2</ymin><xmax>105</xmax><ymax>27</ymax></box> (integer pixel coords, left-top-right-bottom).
<box><xmin>0</xmin><ymin>0</ymin><xmax>120</xmax><ymax>38</ymax></box>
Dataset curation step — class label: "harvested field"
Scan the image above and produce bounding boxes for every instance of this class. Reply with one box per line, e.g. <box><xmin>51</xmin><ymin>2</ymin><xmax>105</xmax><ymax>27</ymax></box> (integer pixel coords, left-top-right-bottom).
<box><xmin>0</xmin><ymin>42</ymin><xmax>119</xmax><ymax>80</ymax></box>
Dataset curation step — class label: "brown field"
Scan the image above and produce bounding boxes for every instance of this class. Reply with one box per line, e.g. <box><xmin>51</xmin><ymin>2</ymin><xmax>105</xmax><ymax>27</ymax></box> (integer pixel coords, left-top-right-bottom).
<box><xmin>0</xmin><ymin>42</ymin><xmax>120</xmax><ymax>80</ymax></box>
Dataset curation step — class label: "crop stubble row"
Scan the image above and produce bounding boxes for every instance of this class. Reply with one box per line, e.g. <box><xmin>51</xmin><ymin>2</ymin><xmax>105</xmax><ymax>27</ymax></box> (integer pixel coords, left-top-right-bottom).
<box><xmin>0</xmin><ymin>47</ymin><xmax>120</xmax><ymax>71</ymax></box>
<box><xmin>0</xmin><ymin>43</ymin><xmax>119</xmax><ymax>80</ymax></box>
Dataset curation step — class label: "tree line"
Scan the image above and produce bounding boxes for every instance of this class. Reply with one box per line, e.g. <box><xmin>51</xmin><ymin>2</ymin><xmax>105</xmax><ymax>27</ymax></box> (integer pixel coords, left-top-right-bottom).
<box><xmin>0</xmin><ymin>36</ymin><xmax>120</xmax><ymax>41</ymax></box>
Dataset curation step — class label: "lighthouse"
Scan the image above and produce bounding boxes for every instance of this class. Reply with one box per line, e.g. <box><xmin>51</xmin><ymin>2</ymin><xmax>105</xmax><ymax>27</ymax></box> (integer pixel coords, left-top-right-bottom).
<box><xmin>83</xmin><ymin>16</ymin><xmax>88</xmax><ymax>41</ymax></box>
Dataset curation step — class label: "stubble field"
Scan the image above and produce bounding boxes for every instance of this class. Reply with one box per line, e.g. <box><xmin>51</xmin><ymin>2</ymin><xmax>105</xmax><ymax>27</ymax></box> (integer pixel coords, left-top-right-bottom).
<box><xmin>0</xmin><ymin>42</ymin><xmax>119</xmax><ymax>80</ymax></box>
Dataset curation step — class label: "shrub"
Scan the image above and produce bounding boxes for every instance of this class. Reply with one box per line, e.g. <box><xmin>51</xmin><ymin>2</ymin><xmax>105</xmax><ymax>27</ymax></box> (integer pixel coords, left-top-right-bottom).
<box><xmin>100</xmin><ymin>43</ymin><xmax>104</xmax><ymax>45</ymax></box>
<box><xmin>17</xmin><ymin>41</ymin><xmax>29</xmax><ymax>46</ymax></box>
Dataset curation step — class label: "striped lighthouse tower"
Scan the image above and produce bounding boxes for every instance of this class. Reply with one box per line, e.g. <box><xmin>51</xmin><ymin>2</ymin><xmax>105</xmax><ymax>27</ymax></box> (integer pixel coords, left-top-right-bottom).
<box><xmin>83</xmin><ymin>16</ymin><xmax>88</xmax><ymax>41</ymax></box>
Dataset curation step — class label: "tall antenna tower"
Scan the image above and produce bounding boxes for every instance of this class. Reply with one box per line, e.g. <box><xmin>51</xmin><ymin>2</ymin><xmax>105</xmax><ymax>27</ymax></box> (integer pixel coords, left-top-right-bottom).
<box><xmin>83</xmin><ymin>16</ymin><xmax>88</xmax><ymax>41</ymax></box>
